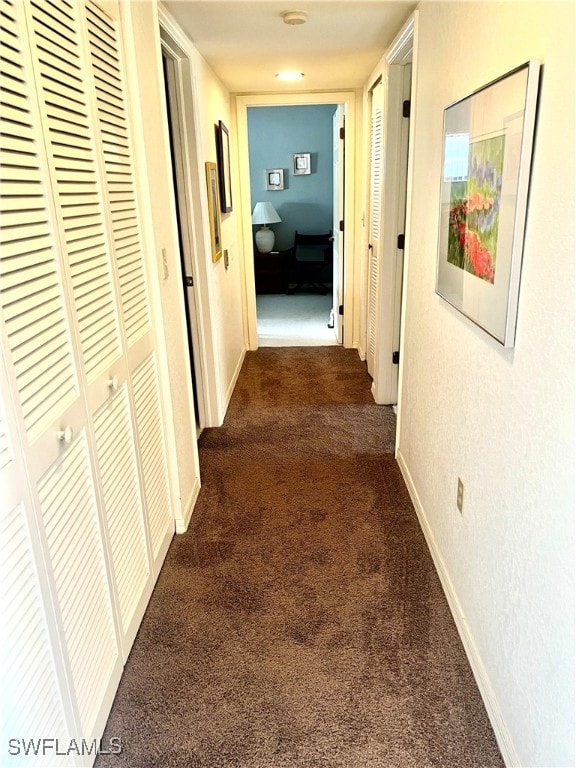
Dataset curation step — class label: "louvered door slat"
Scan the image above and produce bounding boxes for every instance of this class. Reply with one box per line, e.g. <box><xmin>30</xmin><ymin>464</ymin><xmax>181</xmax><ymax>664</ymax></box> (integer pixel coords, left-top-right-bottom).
<box><xmin>0</xmin><ymin>0</ymin><xmax>79</xmax><ymax>441</ymax></box>
<box><xmin>1</xmin><ymin>152</ymin><xmax>41</xmax><ymax>172</ymax></box>
<box><xmin>86</xmin><ymin>0</ymin><xmax>150</xmax><ymax>346</ymax></box>
<box><xmin>1</xmin><ymin>230</ymin><xmax>52</xmax><ymax>259</ymax></box>
<box><xmin>28</xmin><ymin>0</ymin><xmax>122</xmax><ymax>382</ymax></box>
<box><xmin>1</xmin><ymin>120</ymin><xmax>35</xmax><ymax>144</ymax></box>
<box><xmin>0</xmin><ymin>84</ymin><xmax>32</xmax><ymax>111</ymax></box>
<box><xmin>1</xmin><ymin>205</ymin><xmax>46</xmax><ymax>227</ymax></box>
<box><xmin>38</xmin><ymin>432</ymin><xmax>118</xmax><ymax>735</ymax></box>
<box><xmin>1</xmin><ymin>247</ymin><xmax>54</xmax><ymax>281</ymax></box>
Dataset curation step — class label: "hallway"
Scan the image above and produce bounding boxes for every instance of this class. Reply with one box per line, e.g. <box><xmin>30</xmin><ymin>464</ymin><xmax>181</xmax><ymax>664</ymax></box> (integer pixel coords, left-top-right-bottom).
<box><xmin>96</xmin><ymin>348</ymin><xmax>503</xmax><ymax>768</ymax></box>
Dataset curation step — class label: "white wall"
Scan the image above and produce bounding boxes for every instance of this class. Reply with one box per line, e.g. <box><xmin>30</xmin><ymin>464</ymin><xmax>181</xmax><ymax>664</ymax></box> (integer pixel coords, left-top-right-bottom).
<box><xmin>398</xmin><ymin>3</ymin><xmax>575</xmax><ymax>766</ymax></box>
<box><xmin>191</xmin><ymin>52</ymin><xmax>246</xmax><ymax>412</ymax></box>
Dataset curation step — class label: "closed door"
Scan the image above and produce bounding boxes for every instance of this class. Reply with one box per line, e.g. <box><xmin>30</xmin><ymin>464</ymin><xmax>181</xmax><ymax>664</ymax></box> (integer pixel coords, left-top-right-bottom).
<box><xmin>0</xmin><ymin>0</ymin><xmax>174</xmax><ymax>749</ymax></box>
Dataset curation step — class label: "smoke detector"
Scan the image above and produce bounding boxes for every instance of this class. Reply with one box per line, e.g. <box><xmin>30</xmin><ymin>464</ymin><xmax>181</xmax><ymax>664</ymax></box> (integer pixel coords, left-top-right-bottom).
<box><xmin>281</xmin><ymin>10</ymin><xmax>308</xmax><ymax>25</ymax></box>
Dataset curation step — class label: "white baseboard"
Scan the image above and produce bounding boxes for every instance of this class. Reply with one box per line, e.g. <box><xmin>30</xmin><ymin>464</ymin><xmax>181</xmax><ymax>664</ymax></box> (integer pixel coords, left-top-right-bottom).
<box><xmin>174</xmin><ymin>476</ymin><xmax>201</xmax><ymax>534</ymax></box>
<box><xmin>223</xmin><ymin>347</ymin><xmax>247</xmax><ymax>417</ymax></box>
<box><xmin>396</xmin><ymin>449</ymin><xmax>520</xmax><ymax>768</ymax></box>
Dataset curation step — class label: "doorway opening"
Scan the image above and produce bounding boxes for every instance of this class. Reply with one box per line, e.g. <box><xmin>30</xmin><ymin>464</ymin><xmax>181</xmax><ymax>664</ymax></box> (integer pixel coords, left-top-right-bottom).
<box><xmin>159</xmin><ymin>25</ymin><xmax>222</xmax><ymax>431</ymax></box>
<box><xmin>162</xmin><ymin>53</ymin><xmax>201</xmax><ymax>430</ymax></box>
<box><xmin>235</xmin><ymin>91</ymin><xmax>356</xmax><ymax>353</ymax></box>
<box><xmin>366</xmin><ymin>20</ymin><xmax>414</xmax><ymax>406</ymax></box>
<box><xmin>246</xmin><ymin>103</ymin><xmax>343</xmax><ymax>347</ymax></box>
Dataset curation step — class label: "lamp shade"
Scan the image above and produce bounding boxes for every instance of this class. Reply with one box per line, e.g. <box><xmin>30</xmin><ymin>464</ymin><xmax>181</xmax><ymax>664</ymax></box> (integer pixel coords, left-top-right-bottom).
<box><xmin>251</xmin><ymin>201</ymin><xmax>281</xmax><ymax>225</ymax></box>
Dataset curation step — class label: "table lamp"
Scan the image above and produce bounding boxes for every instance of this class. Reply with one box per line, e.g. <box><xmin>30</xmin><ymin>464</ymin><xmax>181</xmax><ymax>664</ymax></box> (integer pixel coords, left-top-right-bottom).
<box><xmin>252</xmin><ymin>202</ymin><xmax>281</xmax><ymax>253</ymax></box>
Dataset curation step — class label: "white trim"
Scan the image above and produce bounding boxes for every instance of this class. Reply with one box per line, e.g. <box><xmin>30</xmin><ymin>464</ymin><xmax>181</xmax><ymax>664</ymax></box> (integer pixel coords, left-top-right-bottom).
<box><xmin>386</xmin><ymin>16</ymin><xmax>415</xmax><ymax>65</ymax></box>
<box><xmin>223</xmin><ymin>347</ymin><xmax>247</xmax><ymax>417</ymax></box>
<box><xmin>396</xmin><ymin>449</ymin><xmax>519</xmax><ymax>768</ymax></box>
<box><xmin>234</xmin><ymin>91</ymin><xmax>361</xmax><ymax>352</ymax></box>
<box><xmin>395</xmin><ymin>9</ymin><xmax>419</xmax><ymax>454</ymax></box>
<box><xmin>158</xmin><ymin>5</ymin><xmax>224</xmax><ymax>428</ymax></box>
<box><xmin>175</xmin><ymin>477</ymin><xmax>202</xmax><ymax>534</ymax></box>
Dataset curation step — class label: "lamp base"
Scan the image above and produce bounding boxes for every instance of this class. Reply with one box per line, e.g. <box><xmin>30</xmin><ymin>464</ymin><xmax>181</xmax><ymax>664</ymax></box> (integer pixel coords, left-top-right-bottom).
<box><xmin>255</xmin><ymin>226</ymin><xmax>275</xmax><ymax>253</ymax></box>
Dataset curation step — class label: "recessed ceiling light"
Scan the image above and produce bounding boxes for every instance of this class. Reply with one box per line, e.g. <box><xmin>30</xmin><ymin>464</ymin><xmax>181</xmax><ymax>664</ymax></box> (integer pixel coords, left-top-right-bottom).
<box><xmin>275</xmin><ymin>71</ymin><xmax>305</xmax><ymax>81</ymax></box>
<box><xmin>281</xmin><ymin>10</ymin><xmax>308</xmax><ymax>25</ymax></box>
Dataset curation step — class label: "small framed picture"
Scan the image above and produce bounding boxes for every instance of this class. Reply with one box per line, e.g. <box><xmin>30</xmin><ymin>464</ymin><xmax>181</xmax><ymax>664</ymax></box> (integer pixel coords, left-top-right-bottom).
<box><xmin>266</xmin><ymin>168</ymin><xmax>284</xmax><ymax>190</ymax></box>
<box><xmin>216</xmin><ymin>120</ymin><xmax>232</xmax><ymax>213</ymax></box>
<box><xmin>293</xmin><ymin>153</ymin><xmax>310</xmax><ymax>175</ymax></box>
<box><xmin>205</xmin><ymin>162</ymin><xmax>222</xmax><ymax>262</ymax></box>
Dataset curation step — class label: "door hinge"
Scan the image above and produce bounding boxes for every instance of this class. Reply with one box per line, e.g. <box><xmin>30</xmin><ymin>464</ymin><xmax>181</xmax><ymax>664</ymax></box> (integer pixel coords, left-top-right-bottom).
<box><xmin>397</xmin><ymin>234</ymin><xmax>405</xmax><ymax>250</ymax></box>
<box><xmin>339</xmin><ymin>304</ymin><xmax>344</xmax><ymax>316</ymax></box>
<box><xmin>392</xmin><ymin>350</ymin><xmax>400</xmax><ymax>365</ymax></box>
<box><xmin>339</xmin><ymin>126</ymin><xmax>345</xmax><ymax>140</ymax></box>
<box><xmin>339</xmin><ymin>219</ymin><xmax>344</xmax><ymax>232</ymax></box>
<box><xmin>185</xmin><ymin>275</ymin><xmax>194</xmax><ymax>287</ymax></box>
<box><xmin>402</xmin><ymin>100</ymin><xmax>411</xmax><ymax>118</ymax></box>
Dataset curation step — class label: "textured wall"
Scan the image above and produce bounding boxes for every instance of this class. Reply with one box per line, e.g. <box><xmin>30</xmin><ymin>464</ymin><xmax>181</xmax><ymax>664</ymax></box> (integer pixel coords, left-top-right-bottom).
<box><xmin>398</xmin><ymin>2</ymin><xmax>575</xmax><ymax>765</ymax></box>
<box><xmin>247</xmin><ymin>105</ymin><xmax>337</xmax><ymax>251</ymax></box>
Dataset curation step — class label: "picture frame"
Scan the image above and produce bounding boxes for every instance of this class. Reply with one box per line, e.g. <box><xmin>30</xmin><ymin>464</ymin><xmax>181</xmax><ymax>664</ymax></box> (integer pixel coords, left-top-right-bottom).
<box><xmin>205</xmin><ymin>162</ymin><xmax>222</xmax><ymax>262</ymax></box>
<box><xmin>436</xmin><ymin>60</ymin><xmax>540</xmax><ymax>347</ymax></box>
<box><xmin>293</xmin><ymin>152</ymin><xmax>311</xmax><ymax>175</ymax></box>
<box><xmin>216</xmin><ymin>120</ymin><xmax>232</xmax><ymax>213</ymax></box>
<box><xmin>265</xmin><ymin>168</ymin><xmax>284</xmax><ymax>191</ymax></box>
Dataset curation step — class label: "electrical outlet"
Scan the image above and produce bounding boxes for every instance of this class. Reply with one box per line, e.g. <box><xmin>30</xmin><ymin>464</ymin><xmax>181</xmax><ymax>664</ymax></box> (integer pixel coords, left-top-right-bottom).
<box><xmin>457</xmin><ymin>477</ymin><xmax>464</xmax><ymax>513</ymax></box>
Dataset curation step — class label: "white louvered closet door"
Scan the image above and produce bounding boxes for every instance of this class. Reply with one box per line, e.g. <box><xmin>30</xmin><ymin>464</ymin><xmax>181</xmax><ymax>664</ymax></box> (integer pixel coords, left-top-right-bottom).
<box><xmin>1</xmin><ymin>0</ymin><xmax>174</xmax><ymax>756</ymax></box>
<box><xmin>83</xmin><ymin>0</ymin><xmax>173</xmax><ymax>578</ymax></box>
<box><xmin>367</xmin><ymin>80</ymin><xmax>383</xmax><ymax>377</ymax></box>
<box><xmin>0</xmin><ymin>0</ymin><xmax>123</xmax><ymax>752</ymax></box>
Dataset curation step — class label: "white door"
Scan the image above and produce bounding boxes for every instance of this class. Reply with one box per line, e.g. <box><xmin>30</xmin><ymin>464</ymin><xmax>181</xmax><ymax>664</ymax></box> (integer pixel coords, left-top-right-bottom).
<box><xmin>332</xmin><ymin>106</ymin><xmax>345</xmax><ymax>343</ymax></box>
<box><xmin>1</xmin><ymin>0</ymin><xmax>123</xmax><ymax>746</ymax></box>
<box><xmin>366</xmin><ymin>80</ymin><xmax>383</xmax><ymax>377</ymax></box>
<box><xmin>0</xmin><ymin>0</ymin><xmax>174</xmax><ymax>751</ymax></box>
<box><xmin>371</xmin><ymin>61</ymin><xmax>412</xmax><ymax>404</ymax></box>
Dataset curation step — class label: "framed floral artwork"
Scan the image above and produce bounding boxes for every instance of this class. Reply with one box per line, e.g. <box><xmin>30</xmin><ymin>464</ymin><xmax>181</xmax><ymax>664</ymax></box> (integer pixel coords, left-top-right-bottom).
<box><xmin>436</xmin><ymin>61</ymin><xmax>540</xmax><ymax>347</ymax></box>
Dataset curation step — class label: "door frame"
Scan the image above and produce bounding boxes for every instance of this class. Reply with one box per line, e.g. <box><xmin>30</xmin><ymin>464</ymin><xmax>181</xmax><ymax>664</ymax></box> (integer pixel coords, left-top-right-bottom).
<box><xmin>369</xmin><ymin>15</ymin><xmax>416</xmax><ymax>405</ymax></box>
<box><xmin>158</xmin><ymin>12</ymin><xmax>221</xmax><ymax>429</ymax></box>
<box><xmin>235</xmin><ymin>91</ymin><xmax>359</xmax><ymax>351</ymax></box>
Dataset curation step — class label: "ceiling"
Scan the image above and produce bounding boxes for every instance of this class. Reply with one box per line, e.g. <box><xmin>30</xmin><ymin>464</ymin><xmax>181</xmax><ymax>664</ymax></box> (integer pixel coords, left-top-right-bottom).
<box><xmin>161</xmin><ymin>1</ymin><xmax>417</xmax><ymax>93</ymax></box>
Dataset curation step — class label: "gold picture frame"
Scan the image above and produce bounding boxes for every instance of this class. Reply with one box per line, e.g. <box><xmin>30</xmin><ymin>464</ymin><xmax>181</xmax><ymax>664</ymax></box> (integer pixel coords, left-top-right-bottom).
<box><xmin>205</xmin><ymin>162</ymin><xmax>222</xmax><ymax>262</ymax></box>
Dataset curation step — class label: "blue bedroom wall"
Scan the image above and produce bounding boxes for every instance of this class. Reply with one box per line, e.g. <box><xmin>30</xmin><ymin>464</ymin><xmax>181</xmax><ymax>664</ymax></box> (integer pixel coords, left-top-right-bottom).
<box><xmin>247</xmin><ymin>104</ymin><xmax>337</xmax><ymax>252</ymax></box>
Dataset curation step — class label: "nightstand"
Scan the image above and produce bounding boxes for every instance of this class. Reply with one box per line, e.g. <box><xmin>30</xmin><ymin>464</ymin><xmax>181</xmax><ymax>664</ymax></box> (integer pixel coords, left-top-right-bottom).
<box><xmin>254</xmin><ymin>248</ymin><xmax>292</xmax><ymax>294</ymax></box>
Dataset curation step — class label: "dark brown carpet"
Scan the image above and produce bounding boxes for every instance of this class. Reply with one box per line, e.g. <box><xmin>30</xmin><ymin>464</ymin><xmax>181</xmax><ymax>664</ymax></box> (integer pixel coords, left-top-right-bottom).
<box><xmin>96</xmin><ymin>347</ymin><xmax>504</xmax><ymax>768</ymax></box>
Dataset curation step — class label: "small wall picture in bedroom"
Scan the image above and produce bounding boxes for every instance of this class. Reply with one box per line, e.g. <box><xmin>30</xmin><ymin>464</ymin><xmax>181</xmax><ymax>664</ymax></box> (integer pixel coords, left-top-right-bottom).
<box><xmin>293</xmin><ymin>153</ymin><xmax>311</xmax><ymax>175</ymax></box>
<box><xmin>266</xmin><ymin>168</ymin><xmax>284</xmax><ymax>190</ymax></box>
<box><xmin>436</xmin><ymin>60</ymin><xmax>540</xmax><ymax>347</ymax></box>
